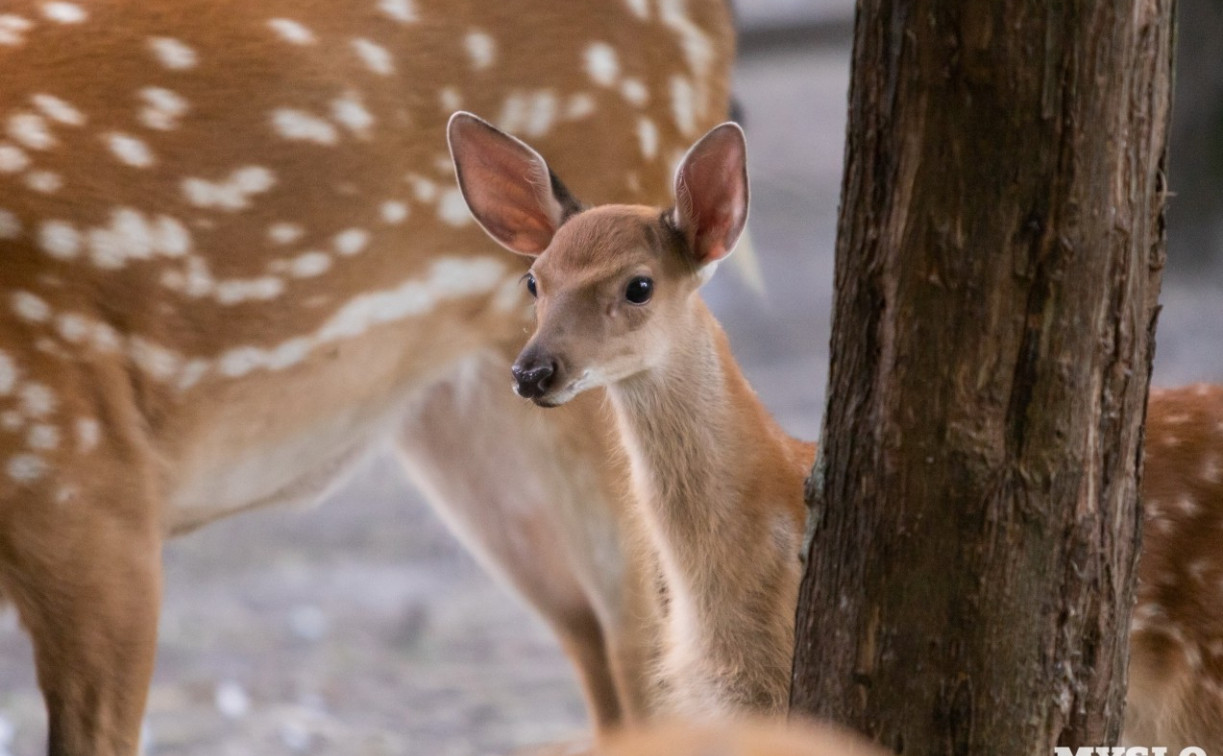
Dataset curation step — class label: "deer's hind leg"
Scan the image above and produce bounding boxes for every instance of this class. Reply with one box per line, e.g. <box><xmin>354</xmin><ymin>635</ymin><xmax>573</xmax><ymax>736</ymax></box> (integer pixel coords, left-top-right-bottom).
<box><xmin>395</xmin><ymin>351</ymin><xmax>657</xmax><ymax>734</ymax></box>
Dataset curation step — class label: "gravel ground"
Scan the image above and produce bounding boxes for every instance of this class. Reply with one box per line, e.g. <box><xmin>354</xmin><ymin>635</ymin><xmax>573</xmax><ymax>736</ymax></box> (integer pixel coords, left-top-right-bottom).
<box><xmin>2</xmin><ymin>38</ymin><xmax>1221</xmax><ymax>756</ymax></box>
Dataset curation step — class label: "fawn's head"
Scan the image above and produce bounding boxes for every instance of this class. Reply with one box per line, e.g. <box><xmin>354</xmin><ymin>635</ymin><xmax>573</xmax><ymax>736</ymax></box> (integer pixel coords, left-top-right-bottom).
<box><xmin>448</xmin><ymin>112</ymin><xmax>749</xmax><ymax>406</ymax></box>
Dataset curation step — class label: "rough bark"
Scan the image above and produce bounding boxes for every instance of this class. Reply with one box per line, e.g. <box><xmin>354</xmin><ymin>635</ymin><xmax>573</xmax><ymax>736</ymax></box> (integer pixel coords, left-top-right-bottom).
<box><xmin>790</xmin><ymin>1</ymin><xmax>1175</xmax><ymax>753</ymax></box>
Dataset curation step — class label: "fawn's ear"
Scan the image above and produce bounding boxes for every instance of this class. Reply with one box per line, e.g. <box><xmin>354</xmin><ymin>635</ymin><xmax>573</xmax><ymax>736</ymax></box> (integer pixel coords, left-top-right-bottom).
<box><xmin>447</xmin><ymin>111</ymin><xmax>582</xmax><ymax>256</ymax></box>
<box><xmin>671</xmin><ymin>122</ymin><xmax>750</xmax><ymax>268</ymax></box>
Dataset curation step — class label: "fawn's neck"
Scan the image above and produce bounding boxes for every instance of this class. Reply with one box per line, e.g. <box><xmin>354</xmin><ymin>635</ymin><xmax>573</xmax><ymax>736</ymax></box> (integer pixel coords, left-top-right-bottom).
<box><xmin>607</xmin><ymin>300</ymin><xmax>810</xmax><ymax>710</ymax></box>
<box><xmin>609</xmin><ymin>300</ymin><xmax>808</xmax><ymax>521</ymax></box>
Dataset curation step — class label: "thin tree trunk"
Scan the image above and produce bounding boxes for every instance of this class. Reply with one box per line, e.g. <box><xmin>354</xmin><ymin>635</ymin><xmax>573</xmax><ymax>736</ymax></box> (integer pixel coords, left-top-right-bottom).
<box><xmin>790</xmin><ymin>1</ymin><xmax>1175</xmax><ymax>752</ymax></box>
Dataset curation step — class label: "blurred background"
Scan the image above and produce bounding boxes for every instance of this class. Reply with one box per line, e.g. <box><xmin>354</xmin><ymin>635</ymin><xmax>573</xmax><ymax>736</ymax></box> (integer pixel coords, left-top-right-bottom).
<box><xmin>1</xmin><ymin>1</ymin><xmax>1220</xmax><ymax>754</ymax></box>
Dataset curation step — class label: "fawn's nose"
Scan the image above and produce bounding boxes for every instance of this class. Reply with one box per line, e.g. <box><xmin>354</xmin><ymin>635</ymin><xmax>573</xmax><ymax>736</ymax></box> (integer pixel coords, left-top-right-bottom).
<box><xmin>511</xmin><ymin>359</ymin><xmax>557</xmax><ymax>399</ymax></box>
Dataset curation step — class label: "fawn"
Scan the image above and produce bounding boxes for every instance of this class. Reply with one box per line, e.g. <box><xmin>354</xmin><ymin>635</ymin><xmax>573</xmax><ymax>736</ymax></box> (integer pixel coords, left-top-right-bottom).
<box><xmin>0</xmin><ymin>0</ymin><xmax>737</xmax><ymax>752</ymax></box>
<box><xmin>450</xmin><ymin>113</ymin><xmax>810</xmax><ymax>716</ymax></box>
<box><xmin>450</xmin><ymin>113</ymin><xmax>1223</xmax><ymax>744</ymax></box>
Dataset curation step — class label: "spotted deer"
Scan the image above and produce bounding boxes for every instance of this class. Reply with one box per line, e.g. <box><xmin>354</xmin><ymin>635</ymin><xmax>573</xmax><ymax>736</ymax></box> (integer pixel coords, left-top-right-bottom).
<box><xmin>1126</xmin><ymin>383</ymin><xmax>1223</xmax><ymax>751</ymax></box>
<box><xmin>0</xmin><ymin>1</ymin><xmax>737</xmax><ymax>753</ymax></box>
<box><xmin>449</xmin><ymin>114</ymin><xmax>811</xmax><ymax>717</ymax></box>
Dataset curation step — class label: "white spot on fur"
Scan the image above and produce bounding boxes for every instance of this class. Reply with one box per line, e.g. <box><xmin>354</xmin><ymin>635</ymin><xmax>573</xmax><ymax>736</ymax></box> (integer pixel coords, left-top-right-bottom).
<box><xmin>32</xmin><ymin>94</ymin><xmax>85</xmax><ymax>126</ymax></box>
<box><xmin>90</xmin><ymin>322</ymin><xmax>121</xmax><ymax>352</ymax></box>
<box><xmin>496</xmin><ymin>90</ymin><xmax>559</xmax><ymax>137</ymax></box>
<box><xmin>12</xmin><ymin>291</ymin><xmax>50</xmax><ymax>322</ymax></box>
<box><xmin>1175</xmin><ymin>494</ymin><xmax>1201</xmax><ymax>516</ymax></box>
<box><xmin>217</xmin><ymin>339</ymin><xmax>309</xmax><ymax>377</ymax></box>
<box><xmin>54</xmin><ymin>313</ymin><xmax>88</xmax><ymax>343</ymax></box>
<box><xmin>130</xmin><ymin>337</ymin><xmax>182</xmax><ymax>380</ymax></box>
<box><xmin>24</xmin><ymin>170</ymin><xmax>62</xmax><ymax>193</ymax></box>
<box><xmin>215</xmin><ymin>257</ymin><xmax>505</xmax><ymax>378</ymax></box>
<box><xmin>8</xmin><ymin>112</ymin><xmax>56</xmax><ymax>150</ymax></box>
<box><xmin>378</xmin><ymin>0</ymin><xmax>417</xmax><ymax>23</ymax></box>
<box><xmin>86</xmin><ymin>209</ymin><xmax>192</xmax><ymax>268</ymax></box>
<box><xmin>268</xmin><ymin>223</ymin><xmax>305</xmax><ymax>245</ymax></box>
<box><xmin>659</xmin><ymin>0</ymin><xmax>715</xmax><ymax>79</ymax></box>
<box><xmin>1203</xmin><ymin>455</ymin><xmax>1223</xmax><ymax>484</ymax></box>
<box><xmin>584</xmin><ymin>43</ymin><xmax>620</xmax><ymax>87</ymax></box>
<box><xmin>267</xmin><ymin>18</ymin><xmax>315</xmax><ymax>44</ymax></box>
<box><xmin>621</xmin><ymin>78</ymin><xmax>649</xmax><ymax>106</ymax></box>
<box><xmin>34</xmin><ymin>338</ymin><xmax>67</xmax><ymax>358</ymax></box>
<box><xmin>105</xmin><ymin>132</ymin><xmax>155</xmax><ymax>167</ymax></box>
<box><xmin>48</xmin><ymin>313</ymin><xmax>81</xmax><ymax>340</ymax></box>
<box><xmin>380</xmin><ymin>201</ymin><xmax>408</xmax><ymax>224</ymax></box>
<box><xmin>7</xmin><ymin>454</ymin><xmax>46</xmax><ymax>483</ymax></box>
<box><xmin>20</xmin><ymin>383</ymin><xmax>56</xmax><ymax>417</ymax></box>
<box><xmin>0</xmin><ymin>143</ymin><xmax>30</xmax><ymax>173</ymax></box>
<box><xmin>0</xmin><ymin>209</ymin><xmax>20</xmax><ymax>239</ymax></box>
<box><xmin>183</xmin><ymin>166</ymin><xmax>276</xmax><ymax>210</ymax></box>
<box><xmin>152</xmin><ymin>215</ymin><xmax>192</xmax><ymax>257</ymax></box>
<box><xmin>524</xmin><ymin>91</ymin><xmax>559</xmax><ymax>137</ymax></box>
<box><xmin>624</xmin><ymin>0</ymin><xmax>650</xmax><ymax>18</ymax></box>
<box><xmin>39</xmin><ymin>220</ymin><xmax>81</xmax><ymax>259</ymax></box>
<box><xmin>213</xmin><ymin>277</ymin><xmax>285</xmax><ymax>305</ymax></box>
<box><xmin>496</xmin><ymin>94</ymin><xmax>528</xmax><ymax>134</ymax></box>
<box><xmin>287</xmin><ymin>251</ymin><xmax>331</xmax><ymax>277</ymax></box>
<box><xmin>437</xmin><ymin>189</ymin><xmax>472</xmax><ymax>227</ymax></box>
<box><xmin>408</xmin><ymin>175</ymin><xmax>438</xmax><ymax>202</ymax></box>
<box><xmin>272</xmin><ymin>109</ymin><xmax>339</xmax><ymax>145</ymax></box>
<box><xmin>0</xmin><ymin>411</ymin><xmax>21</xmax><ymax>430</ymax></box>
<box><xmin>333</xmin><ymin>228</ymin><xmax>370</xmax><ymax>256</ymax></box>
<box><xmin>148</xmin><ymin>37</ymin><xmax>198</xmax><ymax>70</ymax></box>
<box><xmin>670</xmin><ymin>75</ymin><xmax>696</xmax><ymax>135</ymax></box>
<box><xmin>40</xmin><ymin>2</ymin><xmax>86</xmax><ymax>23</ymax></box>
<box><xmin>565</xmin><ymin>93</ymin><xmax>597</xmax><ymax>120</ymax></box>
<box><xmin>0</xmin><ymin>15</ymin><xmax>34</xmax><ymax>46</ymax></box>
<box><xmin>0</xmin><ymin>351</ymin><xmax>16</xmax><ymax>395</ymax></box>
<box><xmin>27</xmin><ymin>424</ymin><xmax>59</xmax><ymax>451</ymax></box>
<box><xmin>464</xmin><ymin>30</ymin><xmax>495</xmax><ymax>70</ymax></box>
<box><xmin>352</xmin><ymin>38</ymin><xmax>394</xmax><ymax>75</ymax></box>
<box><xmin>330</xmin><ymin>93</ymin><xmax>374</xmax><ymax>136</ymax></box>
<box><xmin>637</xmin><ymin>117</ymin><xmax>659</xmax><ymax>159</ymax></box>
<box><xmin>439</xmin><ymin>87</ymin><xmax>463</xmax><ymax>112</ymax></box>
<box><xmin>138</xmin><ymin>87</ymin><xmax>189</xmax><ymax>130</ymax></box>
<box><xmin>177</xmin><ymin>359</ymin><xmax>209</xmax><ymax>390</ymax></box>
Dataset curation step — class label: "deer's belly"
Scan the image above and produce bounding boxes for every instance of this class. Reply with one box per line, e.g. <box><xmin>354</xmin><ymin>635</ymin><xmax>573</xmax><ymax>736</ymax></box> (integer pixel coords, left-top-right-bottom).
<box><xmin>164</xmin><ymin>402</ymin><xmax>400</xmax><ymax>534</ymax></box>
<box><xmin>159</xmin><ymin>328</ymin><xmax>437</xmax><ymax>533</ymax></box>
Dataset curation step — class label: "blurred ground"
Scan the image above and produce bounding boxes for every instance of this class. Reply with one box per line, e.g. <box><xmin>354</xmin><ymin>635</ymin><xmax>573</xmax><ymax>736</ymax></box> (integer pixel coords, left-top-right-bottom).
<box><xmin>3</xmin><ymin>9</ymin><xmax>1222</xmax><ymax>756</ymax></box>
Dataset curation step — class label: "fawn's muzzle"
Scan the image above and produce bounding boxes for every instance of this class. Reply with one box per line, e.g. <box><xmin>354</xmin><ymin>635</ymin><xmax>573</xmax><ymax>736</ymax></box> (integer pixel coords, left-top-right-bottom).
<box><xmin>511</xmin><ymin>358</ymin><xmax>557</xmax><ymax>399</ymax></box>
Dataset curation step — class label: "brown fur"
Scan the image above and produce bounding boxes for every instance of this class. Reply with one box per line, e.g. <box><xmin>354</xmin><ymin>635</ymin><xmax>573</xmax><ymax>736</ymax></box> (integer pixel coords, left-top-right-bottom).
<box><xmin>0</xmin><ymin>1</ymin><xmax>735</xmax><ymax>752</ymax></box>
<box><xmin>502</xmin><ymin>204</ymin><xmax>811</xmax><ymax>716</ymax></box>
<box><xmin>1125</xmin><ymin>383</ymin><xmax>1223</xmax><ymax>750</ymax></box>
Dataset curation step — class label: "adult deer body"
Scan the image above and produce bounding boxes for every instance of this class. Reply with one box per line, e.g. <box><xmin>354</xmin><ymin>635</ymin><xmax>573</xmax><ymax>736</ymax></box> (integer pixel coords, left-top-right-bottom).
<box><xmin>1127</xmin><ymin>383</ymin><xmax>1223</xmax><ymax>752</ymax></box>
<box><xmin>0</xmin><ymin>1</ymin><xmax>734</xmax><ymax>753</ymax></box>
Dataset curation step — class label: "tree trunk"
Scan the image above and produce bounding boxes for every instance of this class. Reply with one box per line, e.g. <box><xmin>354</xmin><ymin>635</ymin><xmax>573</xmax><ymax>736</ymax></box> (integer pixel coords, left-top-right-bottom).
<box><xmin>789</xmin><ymin>1</ymin><xmax>1175</xmax><ymax>752</ymax></box>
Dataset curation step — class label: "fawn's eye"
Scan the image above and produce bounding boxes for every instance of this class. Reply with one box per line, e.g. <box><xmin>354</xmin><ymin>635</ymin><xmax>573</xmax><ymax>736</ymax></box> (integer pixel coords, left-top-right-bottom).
<box><xmin>524</xmin><ymin>273</ymin><xmax>537</xmax><ymax>298</ymax></box>
<box><xmin>625</xmin><ymin>276</ymin><xmax>653</xmax><ymax>305</ymax></box>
